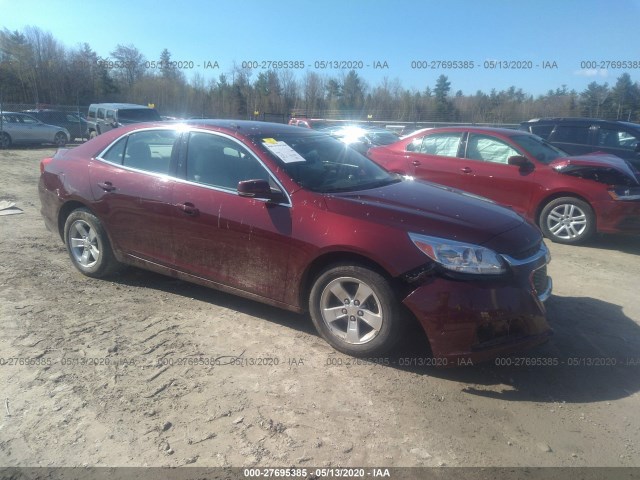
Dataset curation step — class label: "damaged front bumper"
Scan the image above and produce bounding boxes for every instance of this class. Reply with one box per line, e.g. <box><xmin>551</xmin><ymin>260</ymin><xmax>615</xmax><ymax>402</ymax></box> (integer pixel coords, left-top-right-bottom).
<box><xmin>402</xmin><ymin>245</ymin><xmax>553</xmax><ymax>364</ymax></box>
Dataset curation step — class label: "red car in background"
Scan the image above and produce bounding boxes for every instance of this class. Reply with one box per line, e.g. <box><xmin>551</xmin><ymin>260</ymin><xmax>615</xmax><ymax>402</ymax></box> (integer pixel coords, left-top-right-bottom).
<box><xmin>39</xmin><ymin>121</ymin><xmax>552</xmax><ymax>363</ymax></box>
<box><xmin>368</xmin><ymin>127</ymin><xmax>640</xmax><ymax>245</ymax></box>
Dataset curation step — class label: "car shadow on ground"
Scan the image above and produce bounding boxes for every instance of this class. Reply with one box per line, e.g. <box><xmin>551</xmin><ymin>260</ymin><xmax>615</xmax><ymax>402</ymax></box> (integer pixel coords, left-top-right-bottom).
<box><xmin>584</xmin><ymin>233</ymin><xmax>640</xmax><ymax>255</ymax></box>
<box><xmin>117</xmin><ymin>267</ymin><xmax>317</xmax><ymax>334</ymax></box>
<box><xmin>392</xmin><ymin>294</ymin><xmax>640</xmax><ymax>404</ymax></box>
<box><xmin>115</xmin><ymin>268</ymin><xmax>639</xmax><ymax>404</ymax></box>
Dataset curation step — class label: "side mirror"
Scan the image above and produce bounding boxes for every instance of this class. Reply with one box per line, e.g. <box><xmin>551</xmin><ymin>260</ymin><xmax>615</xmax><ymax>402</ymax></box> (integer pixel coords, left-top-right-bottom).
<box><xmin>508</xmin><ymin>155</ymin><xmax>533</xmax><ymax>169</ymax></box>
<box><xmin>237</xmin><ymin>179</ymin><xmax>285</xmax><ymax>202</ymax></box>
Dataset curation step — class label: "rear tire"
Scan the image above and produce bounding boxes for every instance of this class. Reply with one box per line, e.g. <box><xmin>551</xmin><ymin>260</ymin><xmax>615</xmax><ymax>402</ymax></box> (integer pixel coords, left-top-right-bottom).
<box><xmin>64</xmin><ymin>208</ymin><xmax>121</xmax><ymax>277</ymax></box>
<box><xmin>309</xmin><ymin>264</ymin><xmax>405</xmax><ymax>357</ymax></box>
<box><xmin>54</xmin><ymin>132</ymin><xmax>67</xmax><ymax>147</ymax></box>
<box><xmin>0</xmin><ymin>132</ymin><xmax>11</xmax><ymax>149</ymax></box>
<box><xmin>539</xmin><ymin>197</ymin><xmax>595</xmax><ymax>245</ymax></box>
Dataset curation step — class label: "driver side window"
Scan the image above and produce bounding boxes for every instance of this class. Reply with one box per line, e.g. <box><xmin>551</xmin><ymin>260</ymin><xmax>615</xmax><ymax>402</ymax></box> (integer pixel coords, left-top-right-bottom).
<box><xmin>186</xmin><ymin>132</ymin><xmax>270</xmax><ymax>190</ymax></box>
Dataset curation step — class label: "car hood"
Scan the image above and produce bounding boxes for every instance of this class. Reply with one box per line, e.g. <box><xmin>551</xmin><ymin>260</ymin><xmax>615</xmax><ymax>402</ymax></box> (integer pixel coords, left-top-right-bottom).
<box><xmin>324</xmin><ymin>179</ymin><xmax>541</xmax><ymax>255</ymax></box>
<box><xmin>550</xmin><ymin>154</ymin><xmax>640</xmax><ymax>185</ymax></box>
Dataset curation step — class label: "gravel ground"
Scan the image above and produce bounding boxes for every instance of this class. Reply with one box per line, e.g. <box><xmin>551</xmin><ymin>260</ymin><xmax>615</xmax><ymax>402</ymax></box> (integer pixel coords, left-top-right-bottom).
<box><xmin>0</xmin><ymin>146</ymin><xmax>639</xmax><ymax>469</ymax></box>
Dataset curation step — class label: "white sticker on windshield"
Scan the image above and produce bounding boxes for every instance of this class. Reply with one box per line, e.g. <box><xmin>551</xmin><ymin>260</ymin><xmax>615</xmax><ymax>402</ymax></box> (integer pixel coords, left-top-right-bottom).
<box><xmin>263</xmin><ymin>140</ymin><xmax>306</xmax><ymax>163</ymax></box>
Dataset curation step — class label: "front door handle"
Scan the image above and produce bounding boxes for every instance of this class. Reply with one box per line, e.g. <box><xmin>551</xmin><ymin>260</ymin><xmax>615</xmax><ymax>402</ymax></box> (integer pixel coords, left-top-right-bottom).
<box><xmin>177</xmin><ymin>202</ymin><xmax>199</xmax><ymax>216</ymax></box>
<box><xmin>97</xmin><ymin>181</ymin><xmax>116</xmax><ymax>192</ymax></box>
<box><xmin>460</xmin><ymin>167</ymin><xmax>472</xmax><ymax>174</ymax></box>
<box><xmin>411</xmin><ymin>160</ymin><xmax>421</xmax><ymax>166</ymax></box>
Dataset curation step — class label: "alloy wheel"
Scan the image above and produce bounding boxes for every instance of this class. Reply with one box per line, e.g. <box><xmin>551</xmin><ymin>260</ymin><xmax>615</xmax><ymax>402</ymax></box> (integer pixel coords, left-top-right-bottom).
<box><xmin>546</xmin><ymin>203</ymin><xmax>588</xmax><ymax>240</ymax></box>
<box><xmin>69</xmin><ymin>219</ymin><xmax>100</xmax><ymax>268</ymax></box>
<box><xmin>319</xmin><ymin>276</ymin><xmax>384</xmax><ymax>345</ymax></box>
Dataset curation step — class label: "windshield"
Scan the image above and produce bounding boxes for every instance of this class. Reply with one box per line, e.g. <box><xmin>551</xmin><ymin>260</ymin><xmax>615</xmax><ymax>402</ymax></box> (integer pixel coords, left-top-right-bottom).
<box><xmin>118</xmin><ymin>108</ymin><xmax>162</xmax><ymax>122</ymax></box>
<box><xmin>252</xmin><ymin>133</ymin><xmax>399</xmax><ymax>193</ymax></box>
<box><xmin>511</xmin><ymin>134</ymin><xmax>567</xmax><ymax>164</ymax></box>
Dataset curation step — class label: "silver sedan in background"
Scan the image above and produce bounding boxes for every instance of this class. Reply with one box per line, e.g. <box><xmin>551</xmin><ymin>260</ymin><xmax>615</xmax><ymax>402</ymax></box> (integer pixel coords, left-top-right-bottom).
<box><xmin>0</xmin><ymin>112</ymin><xmax>70</xmax><ymax>148</ymax></box>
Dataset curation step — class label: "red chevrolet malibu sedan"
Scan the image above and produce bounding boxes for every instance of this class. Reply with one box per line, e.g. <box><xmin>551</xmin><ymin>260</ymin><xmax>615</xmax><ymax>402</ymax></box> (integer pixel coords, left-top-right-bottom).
<box><xmin>368</xmin><ymin>127</ymin><xmax>640</xmax><ymax>245</ymax></box>
<box><xmin>39</xmin><ymin>120</ymin><xmax>552</xmax><ymax>363</ymax></box>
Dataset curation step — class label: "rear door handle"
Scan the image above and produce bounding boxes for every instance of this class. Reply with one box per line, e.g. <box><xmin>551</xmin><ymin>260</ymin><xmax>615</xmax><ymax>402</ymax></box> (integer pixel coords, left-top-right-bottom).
<box><xmin>411</xmin><ymin>160</ymin><xmax>421</xmax><ymax>166</ymax></box>
<box><xmin>460</xmin><ymin>167</ymin><xmax>472</xmax><ymax>174</ymax></box>
<box><xmin>97</xmin><ymin>181</ymin><xmax>116</xmax><ymax>192</ymax></box>
<box><xmin>177</xmin><ymin>202</ymin><xmax>199</xmax><ymax>216</ymax></box>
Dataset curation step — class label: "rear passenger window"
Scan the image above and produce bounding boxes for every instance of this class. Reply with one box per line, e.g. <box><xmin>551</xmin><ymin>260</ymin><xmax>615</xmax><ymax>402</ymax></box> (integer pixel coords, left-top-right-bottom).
<box><xmin>101</xmin><ymin>137</ymin><xmax>128</xmax><ymax>164</ymax></box>
<box><xmin>419</xmin><ymin>133</ymin><xmax>463</xmax><ymax>157</ymax></box>
<box><xmin>552</xmin><ymin>126</ymin><xmax>590</xmax><ymax>144</ymax></box>
<box><xmin>406</xmin><ymin>137</ymin><xmax>423</xmax><ymax>152</ymax></box>
<box><xmin>121</xmin><ymin>130</ymin><xmax>179</xmax><ymax>174</ymax></box>
<box><xmin>186</xmin><ymin>132</ymin><xmax>269</xmax><ymax>190</ymax></box>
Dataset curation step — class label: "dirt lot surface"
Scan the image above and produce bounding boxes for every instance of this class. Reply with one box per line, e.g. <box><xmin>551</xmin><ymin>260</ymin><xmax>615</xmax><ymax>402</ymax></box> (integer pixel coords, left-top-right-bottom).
<box><xmin>1</xmin><ymin>146</ymin><xmax>639</xmax><ymax>469</ymax></box>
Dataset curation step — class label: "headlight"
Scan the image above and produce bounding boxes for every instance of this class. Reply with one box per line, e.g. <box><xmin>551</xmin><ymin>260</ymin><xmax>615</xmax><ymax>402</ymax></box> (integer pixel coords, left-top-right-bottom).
<box><xmin>408</xmin><ymin>233</ymin><xmax>506</xmax><ymax>275</ymax></box>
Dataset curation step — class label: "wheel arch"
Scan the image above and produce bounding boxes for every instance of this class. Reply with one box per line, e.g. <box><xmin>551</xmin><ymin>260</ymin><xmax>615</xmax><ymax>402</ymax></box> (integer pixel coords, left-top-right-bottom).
<box><xmin>298</xmin><ymin>251</ymin><xmax>396</xmax><ymax>313</ymax></box>
<box><xmin>57</xmin><ymin>200</ymin><xmax>96</xmax><ymax>240</ymax></box>
<box><xmin>535</xmin><ymin>191</ymin><xmax>595</xmax><ymax>228</ymax></box>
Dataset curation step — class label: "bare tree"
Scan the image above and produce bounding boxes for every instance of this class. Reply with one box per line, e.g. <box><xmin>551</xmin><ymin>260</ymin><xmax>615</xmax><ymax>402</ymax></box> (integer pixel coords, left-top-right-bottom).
<box><xmin>110</xmin><ymin>44</ymin><xmax>147</xmax><ymax>89</ymax></box>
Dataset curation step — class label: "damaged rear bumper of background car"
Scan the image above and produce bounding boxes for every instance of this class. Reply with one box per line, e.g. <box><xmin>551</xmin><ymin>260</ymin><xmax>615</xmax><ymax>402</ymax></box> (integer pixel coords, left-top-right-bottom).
<box><xmin>401</xmin><ymin>246</ymin><xmax>553</xmax><ymax>365</ymax></box>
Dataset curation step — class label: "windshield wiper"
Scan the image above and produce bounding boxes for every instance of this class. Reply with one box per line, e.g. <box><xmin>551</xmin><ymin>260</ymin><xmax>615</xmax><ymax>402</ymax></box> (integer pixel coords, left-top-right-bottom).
<box><xmin>322</xmin><ymin>177</ymin><xmax>402</xmax><ymax>193</ymax></box>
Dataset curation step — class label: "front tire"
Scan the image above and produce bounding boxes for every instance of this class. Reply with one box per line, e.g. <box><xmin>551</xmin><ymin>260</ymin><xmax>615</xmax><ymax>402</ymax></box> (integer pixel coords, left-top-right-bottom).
<box><xmin>540</xmin><ymin>197</ymin><xmax>595</xmax><ymax>245</ymax></box>
<box><xmin>64</xmin><ymin>209</ymin><xmax>121</xmax><ymax>277</ymax></box>
<box><xmin>309</xmin><ymin>264</ymin><xmax>404</xmax><ymax>356</ymax></box>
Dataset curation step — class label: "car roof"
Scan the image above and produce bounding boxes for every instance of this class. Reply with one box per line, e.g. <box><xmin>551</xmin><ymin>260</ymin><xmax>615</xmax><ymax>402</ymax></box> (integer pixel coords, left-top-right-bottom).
<box><xmin>180</xmin><ymin>119</ymin><xmax>321</xmax><ymax>136</ymax></box>
<box><xmin>89</xmin><ymin>103</ymin><xmax>155</xmax><ymax>109</ymax></box>
<box><xmin>2</xmin><ymin>112</ymin><xmax>37</xmax><ymax>118</ymax></box>
<box><xmin>419</xmin><ymin>126</ymin><xmax>523</xmax><ymax>137</ymax></box>
<box><xmin>523</xmin><ymin>117</ymin><xmax>640</xmax><ymax>128</ymax></box>
<box><xmin>322</xmin><ymin>125</ymin><xmax>391</xmax><ymax>133</ymax></box>
<box><xmin>104</xmin><ymin>120</ymin><xmax>324</xmax><ymax>138</ymax></box>
<box><xmin>617</xmin><ymin>121</ymin><xmax>640</xmax><ymax>129</ymax></box>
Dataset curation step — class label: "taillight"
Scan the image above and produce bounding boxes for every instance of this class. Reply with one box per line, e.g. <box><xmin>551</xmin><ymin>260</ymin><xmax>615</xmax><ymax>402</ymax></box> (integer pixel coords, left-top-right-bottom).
<box><xmin>40</xmin><ymin>157</ymin><xmax>53</xmax><ymax>174</ymax></box>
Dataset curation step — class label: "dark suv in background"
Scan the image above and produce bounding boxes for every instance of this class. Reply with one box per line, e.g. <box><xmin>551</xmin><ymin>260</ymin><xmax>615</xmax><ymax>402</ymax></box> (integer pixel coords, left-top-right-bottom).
<box><xmin>520</xmin><ymin>118</ymin><xmax>640</xmax><ymax>169</ymax></box>
<box><xmin>86</xmin><ymin>103</ymin><xmax>161</xmax><ymax>138</ymax></box>
<box><xmin>21</xmin><ymin>109</ymin><xmax>88</xmax><ymax>141</ymax></box>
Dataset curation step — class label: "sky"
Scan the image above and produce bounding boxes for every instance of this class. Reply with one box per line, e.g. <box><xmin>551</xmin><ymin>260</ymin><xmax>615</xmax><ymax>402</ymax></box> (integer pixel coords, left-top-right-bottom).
<box><xmin>2</xmin><ymin>0</ymin><xmax>640</xmax><ymax>96</ymax></box>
